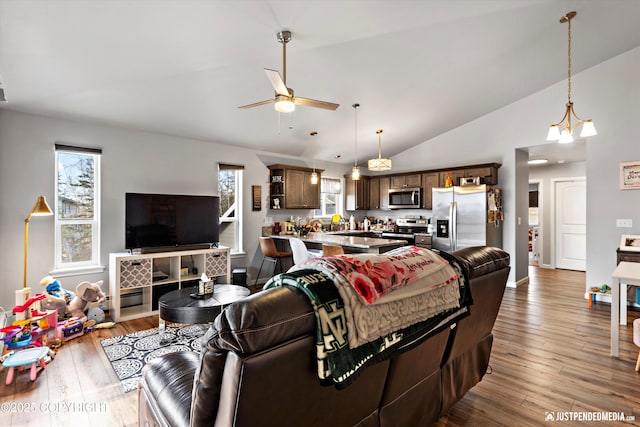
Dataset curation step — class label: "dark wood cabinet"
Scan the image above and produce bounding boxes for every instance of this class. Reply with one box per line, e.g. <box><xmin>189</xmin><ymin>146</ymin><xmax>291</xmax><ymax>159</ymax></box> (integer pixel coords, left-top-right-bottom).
<box><xmin>439</xmin><ymin>165</ymin><xmax>499</xmax><ymax>186</ymax></box>
<box><xmin>421</xmin><ymin>173</ymin><xmax>439</xmax><ymax>209</ymax></box>
<box><xmin>268</xmin><ymin>165</ymin><xmax>322</xmax><ymax>209</ymax></box>
<box><xmin>390</xmin><ymin>173</ymin><xmax>421</xmax><ymax>189</ymax></box>
<box><xmin>379</xmin><ymin>177</ymin><xmax>389</xmax><ymax>210</ymax></box>
<box><xmin>344</xmin><ymin>175</ymin><xmax>369</xmax><ymax>211</ymax></box>
<box><xmin>369</xmin><ymin>177</ymin><xmax>380</xmax><ymax>210</ymax></box>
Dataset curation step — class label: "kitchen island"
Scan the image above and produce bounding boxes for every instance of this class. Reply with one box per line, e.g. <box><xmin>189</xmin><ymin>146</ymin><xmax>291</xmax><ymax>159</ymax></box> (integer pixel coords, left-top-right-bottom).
<box><xmin>270</xmin><ymin>232</ymin><xmax>408</xmax><ymax>254</ymax></box>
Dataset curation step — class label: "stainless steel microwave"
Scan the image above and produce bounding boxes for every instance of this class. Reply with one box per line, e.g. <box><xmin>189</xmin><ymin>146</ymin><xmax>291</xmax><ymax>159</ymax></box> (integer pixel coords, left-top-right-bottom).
<box><xmin>388</xmin><ymin>187</ymin><xmax>422</xmax><ymax>209</ymax></box>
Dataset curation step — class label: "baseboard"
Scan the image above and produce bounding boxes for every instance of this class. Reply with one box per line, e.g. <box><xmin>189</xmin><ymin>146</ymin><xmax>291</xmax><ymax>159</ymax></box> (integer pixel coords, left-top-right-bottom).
<box><xmin>507</xmin><ymin>276</ymin><xmax>529</xmax><ymax>288</ymax></box>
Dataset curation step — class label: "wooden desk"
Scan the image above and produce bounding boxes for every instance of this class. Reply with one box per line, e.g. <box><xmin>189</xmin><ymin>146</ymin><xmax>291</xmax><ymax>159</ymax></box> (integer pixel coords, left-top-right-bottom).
<box><xmin>610</xmin><ymin>262</ymin><xmax>640</xmax><ymax>357</ymax></box>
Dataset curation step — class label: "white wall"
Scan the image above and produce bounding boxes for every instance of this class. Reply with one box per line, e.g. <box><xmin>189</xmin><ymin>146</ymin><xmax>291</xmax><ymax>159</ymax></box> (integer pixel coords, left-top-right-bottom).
<box><xmin>392</xmin><ymin>46</ymin><xmax>640</xmax><ymax>288</ymax></box>
<box><xmin>0</xmin><ymin>110</ymin><xmax>345</xmax><ymax>310</ymax></box>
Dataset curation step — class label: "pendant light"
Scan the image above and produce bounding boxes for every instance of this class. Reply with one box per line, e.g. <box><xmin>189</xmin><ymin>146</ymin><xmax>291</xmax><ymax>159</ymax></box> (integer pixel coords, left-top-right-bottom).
<box><xmin>546</xmin><ymin>11</ymin><xmax>597</xmax><ymax>143</ymax></box>
<box><xmin>310</xmin><ymin>131</ymin><xmax>319</xmax><ymax>185</ymax></box>
<box><xmin>367</xmin><ymin>129</ymin><xmax>392</xmax><ymax>171</ymax></box>
<box><xmin>351</xmin><ymin>103</ymin><xmax>360</xmax><ymax>180</ymax></box>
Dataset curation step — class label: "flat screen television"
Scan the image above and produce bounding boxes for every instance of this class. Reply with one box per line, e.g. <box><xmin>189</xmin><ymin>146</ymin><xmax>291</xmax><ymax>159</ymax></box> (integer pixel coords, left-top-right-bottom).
<box><xmin>125</xmin><ymin>193</ymin><xmax>220</xmax><ymax>252</ymax></box>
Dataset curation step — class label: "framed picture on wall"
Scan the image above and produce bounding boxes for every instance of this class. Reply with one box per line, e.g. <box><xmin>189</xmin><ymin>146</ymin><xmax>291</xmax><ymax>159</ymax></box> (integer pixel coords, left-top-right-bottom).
<box><xmin>620</xmin><ymin>235</ymin><xmax>640</xmax><ymax>252</ymax></box>
<box><xmin>252</xmin><ymin>185</ymin><xmax>261</xmax><ymax>211</ymax></box>
<box><xmin>620</xmin><ymin>161</ymin><xmax>640</xmax><ymax>189</ymax></box>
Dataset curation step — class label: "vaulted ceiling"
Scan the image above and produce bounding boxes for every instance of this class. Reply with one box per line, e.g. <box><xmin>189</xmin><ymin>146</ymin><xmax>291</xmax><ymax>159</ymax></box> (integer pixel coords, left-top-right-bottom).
<box><xmin>1</xmin><ymin>1</ymin><xmax>638</xmax><ymax>166</ymax></box>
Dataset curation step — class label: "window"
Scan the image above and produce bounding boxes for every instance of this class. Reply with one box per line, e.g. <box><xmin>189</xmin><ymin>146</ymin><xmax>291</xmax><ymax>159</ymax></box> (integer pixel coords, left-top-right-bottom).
<box><xmin>218</xmin><ymin>164</ymin><xmax>244</xmax><ymax>254</ymax></box>
<box><xmin>54</xmin><ymin>145</ymin><xmax>101</xmax><ymax>273</ymax></box>
<box><xmin>314</xmin><ymin>177</ymin><xmax>343</xmax><ymax>218</ymax></box>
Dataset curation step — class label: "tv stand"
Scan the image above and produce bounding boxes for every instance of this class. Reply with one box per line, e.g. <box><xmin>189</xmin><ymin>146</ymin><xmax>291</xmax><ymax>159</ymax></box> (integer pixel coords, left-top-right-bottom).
<box><xmin>136</xmin><ymin>243</ymin><xmax>215</xmax><ymax>254</ymax></box>
<box><xmin>109</xmin><ymin>246</ymin><xmax>231</xmax><ymax>322</ymax></box>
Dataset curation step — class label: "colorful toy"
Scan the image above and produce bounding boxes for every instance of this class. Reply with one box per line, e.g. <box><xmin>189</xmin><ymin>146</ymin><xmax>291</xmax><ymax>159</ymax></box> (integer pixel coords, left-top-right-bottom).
<box><xmin>12</xmin><ymin>293</ymin><xmax>47</xmax><ymax>321</ymax></box>
<box><xmin>68</xmin><ymin>280</ymin><xmax>105</xmax><ymax>319</ymax></box>
<box><xmin>40</xmin><ymin>276</ymin><xmax>75</xmax><ymax>319</ymax></box>
<box><xmin>2</xmin><ymin>346</ymin><xmax>50</xmax><ymax>384</ymax></box>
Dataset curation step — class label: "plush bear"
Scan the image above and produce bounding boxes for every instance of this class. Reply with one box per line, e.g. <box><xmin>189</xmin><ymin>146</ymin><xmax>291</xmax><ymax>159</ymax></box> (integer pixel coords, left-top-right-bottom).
<box><xmin>40</xmin><ymin>276</ymin><xmax>76</xmax><ymax>319</ymax></box>
<box><xmin>68</xmin><ymin>280</ymin><xmax>106</xmax><ymax>319</ymax></box>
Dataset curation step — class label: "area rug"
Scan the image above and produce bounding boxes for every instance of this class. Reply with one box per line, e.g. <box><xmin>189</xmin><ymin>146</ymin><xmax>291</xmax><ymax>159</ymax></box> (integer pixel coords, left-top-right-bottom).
<box><xmin>101</xmin><ymin>324</ymin><xmax>206</xmax><ymax>393</ymax></box>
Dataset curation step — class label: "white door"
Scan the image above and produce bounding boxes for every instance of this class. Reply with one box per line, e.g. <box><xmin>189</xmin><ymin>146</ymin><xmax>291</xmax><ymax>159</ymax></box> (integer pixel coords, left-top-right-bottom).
<box><xmin>555</xmin><ymin>179</ymin><xmax>586</xmax><ymax>271</ymax></box>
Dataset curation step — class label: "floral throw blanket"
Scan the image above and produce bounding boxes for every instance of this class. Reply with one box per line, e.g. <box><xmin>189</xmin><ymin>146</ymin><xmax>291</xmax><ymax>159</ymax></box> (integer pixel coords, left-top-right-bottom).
<box><xmin>264</xmin><ymin>249</ymin><xmax>472</xmax><ymax>388</ymax></box>
<box><xmin>290</xmin><ymin>246</ymin><xmax>462</xmax><ymax>348</ymax></box>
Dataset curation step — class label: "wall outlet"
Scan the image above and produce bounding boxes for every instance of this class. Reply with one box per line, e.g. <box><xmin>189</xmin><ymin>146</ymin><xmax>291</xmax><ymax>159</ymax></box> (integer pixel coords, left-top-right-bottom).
<box><xmin>616</xmin><ymin>219</ymin><xmax>633</xmax><ymax>228</ymax></box>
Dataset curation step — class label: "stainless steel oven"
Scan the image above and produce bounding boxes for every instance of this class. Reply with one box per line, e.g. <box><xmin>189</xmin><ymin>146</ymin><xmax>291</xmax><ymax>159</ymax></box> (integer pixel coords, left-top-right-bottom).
<box><xmin>388</xmin><ymin>188</ymin><xmax>422</xmax><ymax>209</ymax></box>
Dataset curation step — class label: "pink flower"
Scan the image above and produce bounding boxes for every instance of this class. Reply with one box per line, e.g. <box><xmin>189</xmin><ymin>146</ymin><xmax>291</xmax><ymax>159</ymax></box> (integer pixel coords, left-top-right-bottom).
<box><xmin>348</xmin><ymin>272</ymin><xmax>378</xmax><ymax>303</ymax></box>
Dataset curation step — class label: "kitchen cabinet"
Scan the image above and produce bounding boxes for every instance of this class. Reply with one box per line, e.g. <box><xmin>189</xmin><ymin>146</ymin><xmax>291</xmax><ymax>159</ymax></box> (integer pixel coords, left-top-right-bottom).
<box><xmin>369</xmin><ymin>177</ymin><xmax>380</xmax><ymax>210</ymax></box>
<box><xmin>439</xmin><ymin>165</ymin><xmax>499</xmax><ymax>186</ymax></box>
<box><xmin>421</xmin><ymin>172</ymin><xmax>439</xmax><ymax>209</ymax></box>
<box><xmin>379</xmin><ymin>177</ymin><xmax>390</xmax><ymax>210</ymax></box>
<box><xmin>268</xmin><ymin>165</ymin><xmax>323</xmax><ymax>209</ymax></box>
<box><xmin>439</xmin><ymin>170</ymin><xmax>465</xmax><ymax>187</ymax></box>
<box><xmin>390</xmin><ymin>173</ymin><xmax>422</xmax><ymax>189</ymax></box>
<box><xmin>344</xmin><ymin>174</ymin><xmax>369</xmax><ymax>211</ymax></box>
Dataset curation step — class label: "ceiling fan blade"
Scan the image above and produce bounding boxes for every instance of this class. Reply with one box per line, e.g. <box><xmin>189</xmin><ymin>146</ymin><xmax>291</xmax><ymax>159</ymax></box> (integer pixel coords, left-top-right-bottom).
<box><xmin>293</xmin><ymin>97</ymin><xmax>340</xmax><ymax>111</ymax></box>
<box><xmin>238</xmin><ymin>99</ymin><xmax>276</xmax><ymax>109</ymax></box>
<box><xmin>264</xmin><ymin>68</ymin><xmax>290</xmax><ymax>96</ymax></box>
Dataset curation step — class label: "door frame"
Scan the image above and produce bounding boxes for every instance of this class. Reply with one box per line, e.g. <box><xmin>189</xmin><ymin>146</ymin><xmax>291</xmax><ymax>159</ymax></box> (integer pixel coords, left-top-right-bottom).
<box><xmin>550</xmin><ymin>176</ymin><xmax>586</xmax><ymax>270</ymax></box>
<box><xmin>529</xmin><ymin>179</ymin><xmax>544</xmax><ymax>267</ymax></box>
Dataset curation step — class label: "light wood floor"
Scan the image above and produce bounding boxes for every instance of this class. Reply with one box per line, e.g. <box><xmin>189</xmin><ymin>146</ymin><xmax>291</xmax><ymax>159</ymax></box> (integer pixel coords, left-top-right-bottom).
<box><xmin>2</xmin><ymin>267</ymin><xmax>639</xmax><ymax>426</ymax></box>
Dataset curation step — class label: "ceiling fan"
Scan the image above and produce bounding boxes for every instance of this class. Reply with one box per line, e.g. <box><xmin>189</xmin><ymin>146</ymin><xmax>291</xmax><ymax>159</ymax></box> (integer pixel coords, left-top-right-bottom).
<box><xmin>238</xmin><ymin>30</ymin><xmax>339</xmax><ymax>113</ymax></box>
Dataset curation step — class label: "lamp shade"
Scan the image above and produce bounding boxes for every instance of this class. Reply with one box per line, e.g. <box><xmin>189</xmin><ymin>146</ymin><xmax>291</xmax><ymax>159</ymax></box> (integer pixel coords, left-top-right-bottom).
<box><xmin>546</xmin><ymin>125</ymin><xmax>561</xmax><ymax>141</ymax></box>
<box><xmin>580</xmin><ymin>120</ymin><xmax>597</xmax><ymax>137</ymax></box>
<box><xmin>368</xmin><ymin>157</ymin><xmax>392</xmax><ymax>171</ymax></box>
<box><xmin>558</xmin><ymin>129</ymin><xmax>574</xmax><ymax>144</ymax></box>
<box><xmin>351</xmin><ymin>165</ymin><xmax>360</xmax><ymax>181</ymax></box>
<box><xmin>28</xmin><ymin>195</ymin><xmax>53</xmax><ymax>219</ymax></box>
<box><xmin>310</xmin><ymin>171</ymin><xmax>318</xmax><ymax>184</ymax></box>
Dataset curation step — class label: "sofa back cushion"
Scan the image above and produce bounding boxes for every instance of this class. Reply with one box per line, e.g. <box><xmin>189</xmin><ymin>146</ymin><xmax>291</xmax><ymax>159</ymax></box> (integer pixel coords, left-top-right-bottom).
<box><xmin>192</xmin><ymin>285</ymin><xmax>389</xmax><ymax>427</ymax></box>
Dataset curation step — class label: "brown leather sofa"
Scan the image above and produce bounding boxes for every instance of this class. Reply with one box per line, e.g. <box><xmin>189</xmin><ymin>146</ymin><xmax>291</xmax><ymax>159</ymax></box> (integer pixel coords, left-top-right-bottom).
<box><xmin>138</xmin><ymin>246</ymin><xmax>510</xmax><ymax>427</ymax></box>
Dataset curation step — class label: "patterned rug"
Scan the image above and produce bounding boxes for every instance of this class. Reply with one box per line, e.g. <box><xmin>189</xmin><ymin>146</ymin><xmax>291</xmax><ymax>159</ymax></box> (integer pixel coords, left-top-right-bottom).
<box><xmin>100</xmin><ymin>324</ymin><xmax>207</xmax><ymax>393</ymax></box>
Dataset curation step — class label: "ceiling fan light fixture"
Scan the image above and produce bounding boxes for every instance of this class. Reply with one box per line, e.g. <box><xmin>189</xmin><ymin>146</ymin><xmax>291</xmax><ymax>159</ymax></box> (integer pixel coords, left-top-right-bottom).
<box><xmin>274</xmin><ymin>97</ymin><xmax>295</xmax><ymax>113</ymax></box>
<box><xmin>546</xmin><ymin>11</ymin><xmax>596</xmax><ymax>143</ymax></box>
<box><xmin>368</xmin><ymin>129</ymin><xmax>392</xmax><ymax>171</ymax></box>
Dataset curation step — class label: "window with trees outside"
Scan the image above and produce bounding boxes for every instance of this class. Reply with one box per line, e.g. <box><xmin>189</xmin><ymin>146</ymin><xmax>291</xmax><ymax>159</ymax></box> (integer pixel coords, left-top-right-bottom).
<box><xmin>314</xmin><ymin>177</ymin><xmax>343</xmax><ymax>218</ymax></box>
<box><xmin>218</xmin><ymin>164</ymin><xmax>244</xmax><ymax>254</ymax></box>
<box><xmin>54</xmin><ymin>145</ymin><xmax>101</xmax><ymax>272</ymax></box>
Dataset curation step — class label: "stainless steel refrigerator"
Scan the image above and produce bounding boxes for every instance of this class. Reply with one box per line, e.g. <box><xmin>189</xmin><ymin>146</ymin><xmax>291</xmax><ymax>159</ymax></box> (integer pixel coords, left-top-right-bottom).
<box><xmin>431</xmin><ymin>184</ymin><xmax>502</xmax><ymax>251</ymax></box>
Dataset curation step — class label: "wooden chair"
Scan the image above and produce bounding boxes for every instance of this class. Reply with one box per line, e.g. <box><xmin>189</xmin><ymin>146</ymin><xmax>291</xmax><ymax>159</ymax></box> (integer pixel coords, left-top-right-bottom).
<box><xmin>322</xmin><ymin>244</ymin><xmax>345</xmax><ymax>257</ymax></box>
<box><xmin>254</xmin><ymin>237</ymin><xmax>292</xmax><ymax>286</ymax></box>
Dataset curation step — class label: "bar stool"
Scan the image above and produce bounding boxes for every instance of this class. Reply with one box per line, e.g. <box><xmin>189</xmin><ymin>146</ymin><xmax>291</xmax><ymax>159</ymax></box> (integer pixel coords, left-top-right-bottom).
<box><xmin>254</xmin><ymin>237</ymin><xmax>292</xmax><ymax>286</ymax></box>
<box><xmin>322</xmin><ymin>244</ymin><xmax>345</xmax><ymax>257</ymax></box>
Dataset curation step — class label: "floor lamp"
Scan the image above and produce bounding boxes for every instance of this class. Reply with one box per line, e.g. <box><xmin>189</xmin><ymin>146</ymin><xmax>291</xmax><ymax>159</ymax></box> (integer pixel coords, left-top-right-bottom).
<box><xmin>23</xmin><ymin>195</ymin><xmax>53</xmax><ymax>288</ymax></box>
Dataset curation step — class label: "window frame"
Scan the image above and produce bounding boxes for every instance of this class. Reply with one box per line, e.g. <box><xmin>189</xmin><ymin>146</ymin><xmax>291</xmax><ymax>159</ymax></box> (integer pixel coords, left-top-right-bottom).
<box><xmin>53</xmin><ymin>145</ymin><xmax>102</xmax><ymax>275</ymax></box>
<box><xmin>218</xmin><ymin>164</ymin><xmax>244</xmax><ymax>255</ymax></box>
<box><xmin>314</xmin><ymin>176</ymin><xmax>344</xmax><ymax>219</ymax></box>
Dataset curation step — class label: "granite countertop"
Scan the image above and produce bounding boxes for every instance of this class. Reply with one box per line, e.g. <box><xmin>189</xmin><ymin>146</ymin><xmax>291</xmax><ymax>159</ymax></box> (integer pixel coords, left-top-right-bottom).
<box><xmin>271</xmin><ymin>232</ymin><xmax>407</xmax><ymax>249</ymax></box>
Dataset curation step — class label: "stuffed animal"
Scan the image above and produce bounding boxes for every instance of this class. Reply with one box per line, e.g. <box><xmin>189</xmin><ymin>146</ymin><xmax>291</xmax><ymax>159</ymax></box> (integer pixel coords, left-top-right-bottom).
<box><xmin>40</xmin><ymin>276</ymin><xmax>76</xmax><ymax>319</ymax></box>
<box><xmin>68</xmin><ymin>280</ymin><xmax>106</xmax><ymax>319</ymax></box>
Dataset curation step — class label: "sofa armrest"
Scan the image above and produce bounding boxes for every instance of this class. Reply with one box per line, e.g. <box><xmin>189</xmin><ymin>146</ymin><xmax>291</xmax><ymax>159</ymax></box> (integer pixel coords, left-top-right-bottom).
<box><xmin>451</xmin><ymin>246</ymin><xmax>510</xmax><ymax>279</ymax></box>
<box><xmin>138</xmin><ymin>351</ymin><xmax>200</xmax><ymax>427</ymax></box>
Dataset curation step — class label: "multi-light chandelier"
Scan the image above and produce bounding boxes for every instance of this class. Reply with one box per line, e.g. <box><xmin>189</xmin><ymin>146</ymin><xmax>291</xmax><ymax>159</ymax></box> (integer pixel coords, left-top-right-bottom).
<box><xmin>367</xmin><ymin>129</ymin><xmax>392</xmax><ymax>171</ymax></box>
<box><xmin>546</xmin><ymin>11</ymin><xmax>597</xmax><ymax>143</ymax></box>
<box><xmin>351</xmin><ymin>103</ymin><xmax>361</xmax><ymax>180</ymax></box>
